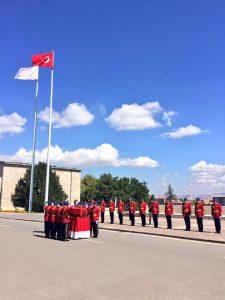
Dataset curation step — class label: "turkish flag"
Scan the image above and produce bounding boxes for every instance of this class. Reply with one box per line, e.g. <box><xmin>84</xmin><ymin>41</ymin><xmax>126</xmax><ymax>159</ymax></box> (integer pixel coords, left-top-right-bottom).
<box><xmin>32</xmin><ymin>52</ymin><xmax>54</xmax><ymax>68</ymax></box>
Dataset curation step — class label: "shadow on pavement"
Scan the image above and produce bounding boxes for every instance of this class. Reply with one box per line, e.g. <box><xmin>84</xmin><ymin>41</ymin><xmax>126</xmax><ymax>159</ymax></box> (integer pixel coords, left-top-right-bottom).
<box><xmin>33</xmin><ymin>234</ymin><xmax>47</xmax><ymax>239</ymax></box>
<box><xmin>33</xmin><ymin>234</ymin><xmax>70</xmax><ymax>242</ymax></box>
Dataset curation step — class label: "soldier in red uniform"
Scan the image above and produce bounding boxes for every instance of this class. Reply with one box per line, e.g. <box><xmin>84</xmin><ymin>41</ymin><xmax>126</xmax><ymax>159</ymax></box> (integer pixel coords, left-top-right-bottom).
<box><xmin>109</xmin><ymin>199</ymin><xmax>115</xmax><ymax>224</ymax></box>
<box><xmin>54</xmin><ymin>205</ymin><xmax>61</xmax><ymax>238</ymax></box>
<box><xmin>90</xmin><ymin>201</ymin><xmax>100</xmax><ymax>238</ymax></box>
<box><xmin>182</xmin><ymin>198</ymin><xmax>192</xmax><ymax>231</ymax></box>
<box><xmin>100</xmin><ymin>199</ymin><xmax>106</xmax><ymax>223</ymax></box>
<box><xmin>152</xmin><ymin>200</ymin><xmax>159</xmax><ymax>228</ymax></box>
<box><xmin>44</xmin><ymin>204</ymin><xmax>51</xmax><ymax>238</ymax></box>
<box><xmin>195</xmin><ymin>198</ymin><xmax>204</xmax><ymax>232</ymax></box>
<box><xmin>129</xmin><ymin>199</ymin><xmax>136</xmax><ymax>226</ymax></box>
<box><xmin>117</xmin><ymin>199</ymin><xmax>125</xmax><ymax>225</ymax></box>
<box><xmin>139</xmin><ymin>200</ymin><xmax>147</xmax><ymax>227</ymax></box>
<box><xmin>165</xmin><ymin>198</ymin><xmax>173</xmax><ymax>229</ymax></box>
<box><xmin>61</xmin><ymin>202</ymin><xmax>70</xmax><ymax>241</ymax></box>
<box><xmin>47</xmin><ymin>203</ymin><xmax>54</xmax><ymax>238</ymax></box>
<box><xmin>212</xmin><ymin>199</ymin><xmax>223</xmax><ymax>234</ymax></box>
<box><xmin>57</xmin><ymin>204</ymin><xmax>64</xmax><ymax>240</ymax></box>
<box><xmin>50</xmin><ymin>204</ymin><xmax>59</xmax><ymax>239</ymax></box>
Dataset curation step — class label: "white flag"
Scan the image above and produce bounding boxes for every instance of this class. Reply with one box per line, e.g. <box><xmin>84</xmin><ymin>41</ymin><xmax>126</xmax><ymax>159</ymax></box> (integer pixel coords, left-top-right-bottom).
<box><xmin>15</xmin><ymin>66</ymin><xmax>39</xmax><ymax>80</ymax></box>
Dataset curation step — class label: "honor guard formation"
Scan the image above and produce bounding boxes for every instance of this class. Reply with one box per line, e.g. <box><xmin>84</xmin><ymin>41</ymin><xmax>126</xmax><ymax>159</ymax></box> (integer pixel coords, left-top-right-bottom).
<box><xmin>44</xmin><ymin>197</ymin><xmax>223</xmax><ymax>241</ymax></box>
<box><xmin>44</xmin><ymin>200</ymin><xmax>100</xmax><ymax>241</ymax></box>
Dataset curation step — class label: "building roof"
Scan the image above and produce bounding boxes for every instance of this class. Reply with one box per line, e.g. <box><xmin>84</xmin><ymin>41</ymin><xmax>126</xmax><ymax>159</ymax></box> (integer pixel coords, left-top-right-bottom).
<box><xmin>0</xmin><ymin>161</ymin><xmax>81</xmax><ymax>173</ymax></box>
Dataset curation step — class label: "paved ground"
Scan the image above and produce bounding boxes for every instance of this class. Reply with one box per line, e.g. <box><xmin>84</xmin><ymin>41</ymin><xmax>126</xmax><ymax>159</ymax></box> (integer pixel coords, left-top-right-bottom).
<box><xmin>1</xmin><ymin>212</ymin><xmax>225</xmax><ymax>244</ymax></box>
<box><xmin>1</xmin><ymin>218</ymin><xmax>225</xmax><ymax>300</ymax></box>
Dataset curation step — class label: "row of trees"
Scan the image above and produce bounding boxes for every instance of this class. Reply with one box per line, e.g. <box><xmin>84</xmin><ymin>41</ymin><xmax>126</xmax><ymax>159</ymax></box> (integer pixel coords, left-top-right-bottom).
<box><xmin>81</xmin><ymin>173</ymin><xmax>150</xmax><ymax>202</ymax></box>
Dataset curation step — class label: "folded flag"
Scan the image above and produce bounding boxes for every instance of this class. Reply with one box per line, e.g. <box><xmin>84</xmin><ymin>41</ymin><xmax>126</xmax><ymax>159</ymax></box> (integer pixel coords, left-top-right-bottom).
<box><xmin>15</xmin><ymin>66</ymin><xmax>39</xmax><ymax>80</ymax></box>
<box><xmin>32</xmin><ymin>52</ymin><xmax>54</xmax><ymax>68</ymax></box>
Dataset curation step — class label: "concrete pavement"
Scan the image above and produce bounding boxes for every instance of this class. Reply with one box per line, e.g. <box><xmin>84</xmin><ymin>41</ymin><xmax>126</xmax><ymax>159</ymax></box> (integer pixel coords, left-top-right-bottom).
<box><xmin>0</xmin><ymin>218</ymin><xmax>225</xmax><ymax>300</ymax></box>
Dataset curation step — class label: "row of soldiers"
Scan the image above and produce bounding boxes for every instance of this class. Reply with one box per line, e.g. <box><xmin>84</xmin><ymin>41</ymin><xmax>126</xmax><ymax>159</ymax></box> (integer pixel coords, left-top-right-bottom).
<box><xmin>44</xmin><ymin>201</ymin><xmax>100</xmax><ymax>241</ymax></box>
<box><xmin>99</xmin><ymin>198</ymin><xmax>223</xmax><ymax>234</ymax></box>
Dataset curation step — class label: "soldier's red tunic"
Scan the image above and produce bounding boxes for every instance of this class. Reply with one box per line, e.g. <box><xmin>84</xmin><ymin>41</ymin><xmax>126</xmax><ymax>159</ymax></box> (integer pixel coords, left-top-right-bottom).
<box><xmin>44</xmin><ymin>205</ymin><xmax>49</xmax><ymax>222</ymax></box>
<box><xmin>51</xmin><ymin>206</ymin><xmax>59</xmax><ymax>224</ymax></box>
<box><xmin>165</xmin><ymin>202</ymin><xmax>173</xmax><ymax>216</ymax></box>
<box><xmin>48</xmin><ymin>205</ymin><xmax>54</xmax><ymax>222</ymax></box>
<box><xmin>118</xmin><ymin>201</ymin><xmax>125</xmax><ymax>213</ymax></box>
<box><xmin>129</xmin><ymin>201</ymin><xmax>136</xmax><ymax>214</ymax></box>
<box><xmin>109</xmin><ymin>201</ymin><xmax>115</xmax><ymax>212</ymax></box>
<box><xmin>61</xmin><ymin>206</ymin><xmax>70</xmax><ymax>224</ymax></box>
<box><xmin>140</xmin><ymin>201</ymin><xmax>147</xmax><ymax>215</ymax></box>
<box><xmin>212</xmin><ymin>203</ymin><xmax>222</xmax><ymax>218</ymax></box>
<box><xmin>50</xmin><ymin>205</ymin><xmax>57</xmax><ymax>223</ymax></box>
<box><xmin>100</xmin><ymin>201</ymin><xmax>106</xmax><ymax>213</ymax></box>
<box><xmin>57</xmin><ymin>206</ymin><xmax>64</xmax><ymax>224</ymax></box>
<box><xmin>195</xmin><ymin>202</ymin><xmax>204</xmax><ymax>218</ymax></box>
<box><xmin>91</xmin><ymin>205</ymin><xmax>100</xmax><ymax>222</ymax></box>
<box><xmin>182</xmin><ymin>201</ymin><xmax>192</xmax><ymax>217</ymax></box>
<box><xmin>152</xmin><ymin>201</ymin><xmax>159</xmax><ymax>215</ymax></box>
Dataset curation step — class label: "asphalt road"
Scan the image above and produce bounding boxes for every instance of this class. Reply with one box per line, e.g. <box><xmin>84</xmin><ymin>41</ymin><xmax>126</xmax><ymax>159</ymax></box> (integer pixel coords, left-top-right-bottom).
<box><xmin>0</xmin><ymin>218</ymin><xmax>225</xmax><ymax>300</ymax></box>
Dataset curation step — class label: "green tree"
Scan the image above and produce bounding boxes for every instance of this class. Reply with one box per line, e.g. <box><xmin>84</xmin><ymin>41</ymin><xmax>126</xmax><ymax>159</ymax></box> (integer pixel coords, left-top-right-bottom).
<box><xmin>149</xmin><ymin>194</ymin><xmax>155</xmax><ymax>202</ymax></box>
<box><xmin>165</xmin><ymin>184</ymin><xmax>176</xmax><ymax>201</ymax></box>
<box><xmin>12</xmin><ymin>162</ymin><xmax>68</xmax><ymax>212</ymax></box>
<box><xmin>96</xmin><ymin>173</ymin><xmax>119</xmax><ymax>201</ymax></box>
<box><xmin>116</xmin><ymin>177</ymin><xmax>131</xmax><ymax>201</ymax></box>
<box><xmin>81</xmin><ymin>174</ymin><xmax>98</xmax><ymax>201</ymax></box>
<box><xmin>129</xmin><ymin>178</ymin><xmax>149</xmax><ymax>202</ymax></box>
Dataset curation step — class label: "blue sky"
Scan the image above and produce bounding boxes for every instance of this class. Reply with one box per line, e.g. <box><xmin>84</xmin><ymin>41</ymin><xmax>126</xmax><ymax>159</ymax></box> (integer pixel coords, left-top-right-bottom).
<box><xmin>0</xmin><ymin>0</ymin><xmax>225</xmax><ymax>195</ymax></box>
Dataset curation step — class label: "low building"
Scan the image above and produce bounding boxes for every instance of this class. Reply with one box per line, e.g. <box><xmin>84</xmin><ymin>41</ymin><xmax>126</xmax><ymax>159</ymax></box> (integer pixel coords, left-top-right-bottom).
<box><xmin>0</xmin><ymin>161</ymin><xmax>81</xmax><ymax>211</ymax></box>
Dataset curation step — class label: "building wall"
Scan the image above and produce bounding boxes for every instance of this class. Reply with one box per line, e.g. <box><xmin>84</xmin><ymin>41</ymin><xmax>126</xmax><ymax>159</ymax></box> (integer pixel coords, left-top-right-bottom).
<box><xmin>54</xmin><ymin>169</ymin><xmax>80</xmax><ymax>204</ymax></box>
<box><xmin>1</xmin><ymin>164</ymin><xmax>27</xmax><ymax>210</ymax></box>
<box><xmin>0</xmin><ymin>163</ymin><xmax>81</xmax><ymax>211</ymax></box>
<box><xmin>0</xmin><ymin>164</ymin><xmax>4</xmax><ymax>207</ymax></box>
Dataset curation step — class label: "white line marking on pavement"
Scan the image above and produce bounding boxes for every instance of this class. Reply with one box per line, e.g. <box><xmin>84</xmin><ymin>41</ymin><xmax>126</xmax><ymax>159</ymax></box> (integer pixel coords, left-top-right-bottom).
<box><xmin>101</xmin><ymin>229</ymin><xmax>118</xmax><ymax>233</ymax></box>
<box><xmin>84</xmin><ymin>239</ymin><xmax>103</xmax><ymax>244</ymax></box>
<box><xmin>0</xmin><ymin>224</ymin><xmax>13</xmax><ymax>228</ymax></box>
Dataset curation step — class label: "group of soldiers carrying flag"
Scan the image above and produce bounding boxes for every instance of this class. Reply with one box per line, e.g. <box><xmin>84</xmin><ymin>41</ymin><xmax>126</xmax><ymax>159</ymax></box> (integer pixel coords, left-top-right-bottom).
<box><xmin>44</xmin><ymin>197</ymin><xmax>223</xmax><ymax>241</ymax></box>
<box><xmin>44</xmin><ymin>201</ymin><xmax>100</xmax><ymax>241</ymax></box>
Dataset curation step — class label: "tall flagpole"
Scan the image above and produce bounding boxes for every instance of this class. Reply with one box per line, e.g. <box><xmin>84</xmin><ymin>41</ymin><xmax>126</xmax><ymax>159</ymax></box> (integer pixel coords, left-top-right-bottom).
<box><xmin>44</xmin><ymin>51</ymin><xmax>54</xmax><ymax>204</ymax></box>
<box><xmin>28</xmin><ymin>79</ymin><xmax>39</xmax><ymax>213</ymax></box>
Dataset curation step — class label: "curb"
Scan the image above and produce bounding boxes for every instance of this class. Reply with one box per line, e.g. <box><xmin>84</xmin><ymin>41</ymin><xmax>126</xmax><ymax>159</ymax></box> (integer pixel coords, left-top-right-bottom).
<box><xmin>99</xmin><ymin>226</ymin><xmax>225</xmax><ymax>245</ymax></box>
<box><xmin>1</xmin><ymin>216</ymin><xmax>225</xmax><ymax>245</ymax></box>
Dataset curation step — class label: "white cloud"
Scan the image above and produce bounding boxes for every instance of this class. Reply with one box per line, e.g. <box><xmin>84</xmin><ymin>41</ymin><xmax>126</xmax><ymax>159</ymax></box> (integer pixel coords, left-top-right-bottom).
<box><xmin>190</xmin><ymin>161</ymin><xmax>225</xmax><ymax>174</ymax></box>
<box><xmin>163</xmin><ymin>111</ymin><xmax>177</xmax><ymax>126</ymax></box>
<box><xmin>189</xmin><ymin>161</ymin><xmax>225</xmax><ymax>193</ymax></box>
<box><xmin>119</xmin><ymin>156</ymin><xmax>159</xmax><ymax>168</ymax></box>
<box><xmin>105</xmin><ymin>102</ymin><xmax>162</xmax><ymax>131</ymax></box>
<box><xmin>0</xmin><ymin>112</ymin><xmax>26</xmax><ymax>138</ymax></box>
<box><xmin>0</xmin><ymin>143</ymin><xmax>159</xmax><ymax>169</ymax></box>
<box><xmin>38</xmin><ymin>102</ymin><xmax>94</xmax><ymax>128</ymax></box>
<box><xmin>161</xmin><ymin>124</ymin><xmax>208</xmax><ymax>139</ymax></box>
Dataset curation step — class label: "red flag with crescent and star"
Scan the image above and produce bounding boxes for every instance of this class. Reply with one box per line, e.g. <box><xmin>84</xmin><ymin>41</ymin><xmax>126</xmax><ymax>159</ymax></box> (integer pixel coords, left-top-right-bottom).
<box><xmin>32</xmin><ymin>52</ymin><xmax>54</xmax><ymax>68</ymax></box>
